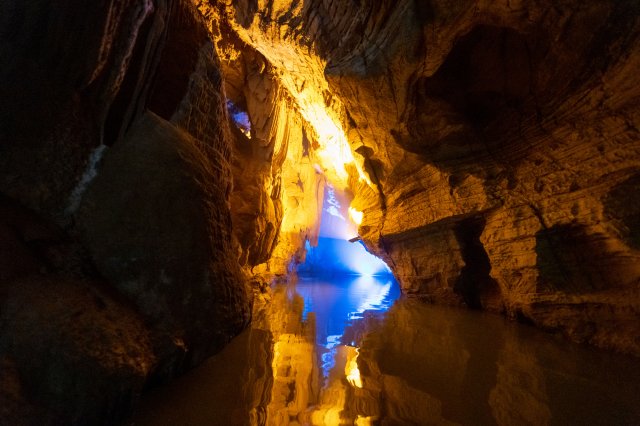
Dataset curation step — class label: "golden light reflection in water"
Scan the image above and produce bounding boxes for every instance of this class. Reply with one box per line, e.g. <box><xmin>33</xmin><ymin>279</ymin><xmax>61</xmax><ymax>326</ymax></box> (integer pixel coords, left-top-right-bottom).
<box><xmin>268</xmin><ymin>334</ymin><xmax>319</xmax><ymax>424</ymax></box>
<box><xmin>269</xmin><ymin>338</ymin><xmax>365</xmax><ymax>425</ymax></box>
<box><xmin>345</xmin><ymin>347</ymin><xmax>363</xmax><ymax>388</ymax></box>
<box><xmin>130</xmin><ymin>283</ymin><xmax>640</xmax><ymax>426</ymax></box>
<box><xmin>355</xmin><ymin>415</ymin><xmax>376</xmax><ymax>426</ymax></box>
<box><xmin>262</xmin><ymin>280</ymin><xmax>396</xmax><ymax>425</ymax></box>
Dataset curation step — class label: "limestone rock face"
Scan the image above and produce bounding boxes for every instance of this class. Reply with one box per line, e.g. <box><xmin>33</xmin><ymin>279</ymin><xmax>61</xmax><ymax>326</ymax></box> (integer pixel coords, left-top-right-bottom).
<box><xmin>331</xmin><ymin>0</ymin><xmax>640</xmax><ymax>355</ymax></box>
<box><xmin>206</xmin><ymin>0</ymin><xmax>640</xmax><ymax>354</ymax></box>
<box><xmin>77</xmin><ymin>111</ymin><xmax>250</xmax><ymax>370</ymax></box>
<box><xmin>0</xmin><ymin>0</ymin><xmax>153</xmax><ymax>222</ymax></box>
<box><xmin>211</xmin><ymin>21</ymin><xmax>328</xmax><ymax>280</ymax></box>
<box><xmin>1</xmin><ymin>0</ymin><xmax>251</xmax><ymax>423</ymax></box>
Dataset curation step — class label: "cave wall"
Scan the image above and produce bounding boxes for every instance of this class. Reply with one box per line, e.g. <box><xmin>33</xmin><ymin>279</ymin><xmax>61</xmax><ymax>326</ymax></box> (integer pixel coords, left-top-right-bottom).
<box><xmin>1</xmin><ymin>1</ymin><xmax>639</xmax><ymax>422</ymax></box>
<box><xmin>329</xmin><ymin>0</ymin><xmax>640</xmax><ymax>354</ymax></box>
<box><xmin>205</xmin><ymin>0</ymin><xmax>640</xmax><ymax>355</ymax></box>
<box><xmin>0</xmin><ymin>1</ymin><xmax>251</xmax><ymax>424</ymax></box>
<box><xmin>211</xmin><ymin>15</ymin><xmax>330</xmax><ymax>283</ymax></box>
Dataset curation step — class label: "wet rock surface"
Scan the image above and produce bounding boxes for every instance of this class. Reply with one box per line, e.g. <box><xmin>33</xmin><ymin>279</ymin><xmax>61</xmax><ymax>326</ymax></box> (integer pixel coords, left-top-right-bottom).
<box><xmin>77</xmin><ymin>111</ymin><xmax>250</xmax><ymax>372</ymax></box>
<box><xmin>1</xmin><ymin>276</ymin><xmax>154</xmax><ymax>425</ymax></box>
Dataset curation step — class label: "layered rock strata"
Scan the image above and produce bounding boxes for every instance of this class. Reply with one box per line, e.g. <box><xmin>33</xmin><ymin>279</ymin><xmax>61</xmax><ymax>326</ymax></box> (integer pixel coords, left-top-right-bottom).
<box><xmin>214</xmin><ymin>21</ymin><xmax>330</xmax><ymax>279</ymax></box>
<box><xmin>203</xmin><ymin>0</ymin><xmax>640</xmax><ymax>355</ymax></box>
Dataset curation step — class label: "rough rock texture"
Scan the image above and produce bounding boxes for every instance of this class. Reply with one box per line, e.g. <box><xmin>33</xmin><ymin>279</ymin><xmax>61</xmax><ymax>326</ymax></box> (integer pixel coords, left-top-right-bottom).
<box><xmin>212</xmin><ymin>24</ymin><xmax>328</xmax><ymax>280</ymax></box>
<box><xmin>77</xmin><ymin>111</ymin><xmax>250</xmax><ymax>373</ymax></box>
<box><xmin>2</xmin><ymin>1</ymin><xmax>640</xmax><ymax>422</ymax></box>
<box><xmin>0</xmin><ymin>0</ymin><xmax>250</xmax><ymax>423</ymax></box>
<box><xmin>204</xmin><ymin>0</ymin><xmax>640</xmax><ymax>354</ymax></box>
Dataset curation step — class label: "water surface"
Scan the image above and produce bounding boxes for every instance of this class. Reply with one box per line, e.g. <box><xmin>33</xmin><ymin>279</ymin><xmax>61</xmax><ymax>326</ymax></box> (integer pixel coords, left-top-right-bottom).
<box><xmin>130</xmin><ymin>275</ymin><xmax>640</xmax><ymax>425</ymax></box>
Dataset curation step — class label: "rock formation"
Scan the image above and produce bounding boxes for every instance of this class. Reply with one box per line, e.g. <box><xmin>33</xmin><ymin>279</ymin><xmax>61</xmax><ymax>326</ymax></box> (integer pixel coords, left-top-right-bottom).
<box><xmin>199</xmin><ymin>0</ymin><xmax>640</xmax><ymax>355</ymax></box>
<box><xmin>1</xmin><ymin>0</ymin><xmax>640</xmax><ymax>423</ymax></box>
<box><xmin>1</xmin><ymin>1</ymin><xmax>250</xmax><ymax>424</ymax></box>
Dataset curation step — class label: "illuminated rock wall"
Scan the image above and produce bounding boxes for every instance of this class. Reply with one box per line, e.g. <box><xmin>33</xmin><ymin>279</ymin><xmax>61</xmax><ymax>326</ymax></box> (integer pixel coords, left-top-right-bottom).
<box><xmin>329</xmin><ymin>0</ymin><xmax>640</xmax><ymax>356</ymax></box>
<box><xmin>201</xmin><ymin>0</ymin><xmax>640</xmax><ymax>355</ymax></box>
<box><xmin>212</xmin><ymin>24</ymin><xmax>329</xmax><ymax>280</ymax></box>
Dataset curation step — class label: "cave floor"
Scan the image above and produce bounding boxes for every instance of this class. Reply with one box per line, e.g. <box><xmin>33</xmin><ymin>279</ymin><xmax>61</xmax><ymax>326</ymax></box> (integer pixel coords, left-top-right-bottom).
<box><xmin>129</xmin><ymin>275</ymin><xmax>640</xmax><ymax>426</ymax></box>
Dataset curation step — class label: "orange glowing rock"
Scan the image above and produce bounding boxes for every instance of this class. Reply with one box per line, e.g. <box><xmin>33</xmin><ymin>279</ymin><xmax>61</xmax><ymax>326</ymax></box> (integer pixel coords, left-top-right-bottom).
<box><xmin>348</xmin><ymin>207</ymin><xmax>364</xmax><ymax>226</ymax></box>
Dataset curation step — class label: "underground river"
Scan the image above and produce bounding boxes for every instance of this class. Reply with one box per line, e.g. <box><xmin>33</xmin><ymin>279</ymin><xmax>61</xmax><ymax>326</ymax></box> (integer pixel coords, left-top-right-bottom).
<box><xmin>129</xmin><ymin>273</ymin><xmax>640</xmax><ymax>426</ymax></box>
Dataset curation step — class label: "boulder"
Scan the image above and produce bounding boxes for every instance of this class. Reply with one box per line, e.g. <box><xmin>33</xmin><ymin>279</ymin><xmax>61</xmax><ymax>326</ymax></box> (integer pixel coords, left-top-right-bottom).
<box><xmin>77</xmin><ymin>111</ymin><xmax>251</xmax><ymax>372</ymax></box>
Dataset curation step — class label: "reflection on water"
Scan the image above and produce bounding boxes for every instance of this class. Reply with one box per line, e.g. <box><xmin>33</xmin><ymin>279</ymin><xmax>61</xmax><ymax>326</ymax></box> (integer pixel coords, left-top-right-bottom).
<box><xmin>130</xmin><ymin>275</ymin><xmax>640</xmax><ymax>426</ymax></box>
<box><xmin>296</xmin><ymin>274</ymin><xmax>400</xmax><ymax>380</ymax></box>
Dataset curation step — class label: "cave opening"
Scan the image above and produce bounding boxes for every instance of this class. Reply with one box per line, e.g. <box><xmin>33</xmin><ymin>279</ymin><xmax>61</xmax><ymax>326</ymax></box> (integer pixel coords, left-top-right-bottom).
<box><xmin>453</xmin><ymin>216</ymin><xmax>501</xmax><ymax>310</ymax></box>
<box><xmin>297</xmin><ymin>182</ymin><xmax>392</xmax><ymax>278</ymax></box>
<box><xmin>226</xmin><ymin>99</ymin><xmax>252</xmax><ymax>138</ymax></box>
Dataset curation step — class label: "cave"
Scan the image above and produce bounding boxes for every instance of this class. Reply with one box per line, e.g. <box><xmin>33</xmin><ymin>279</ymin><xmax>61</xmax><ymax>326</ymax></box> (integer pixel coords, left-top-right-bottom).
<box><xmin>453</xmin><ymin>216</ymin><xmax>501</xmax><ymax>310</ymax></box>
<box><xmin>1</xmin><ymin>1</ymin><xmax>640</xmax><ymax>425</ymax></box>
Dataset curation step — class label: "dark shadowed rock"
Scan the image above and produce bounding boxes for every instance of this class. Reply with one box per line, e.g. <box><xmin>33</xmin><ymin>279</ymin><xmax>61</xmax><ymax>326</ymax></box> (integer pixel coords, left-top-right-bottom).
<box><xmin>77</xmin><ymin>112</ymin><xmax>251</xmax><ymax>374</ymax></box>
<box><xmin>0</xmin><ymin>276</ymin><xmax>154</xmax><ymax>425</ymax></box>
<box><xmin>0</xmin><ymin>0</ymin><xmax>252</xmax><ymax>423</ymax></box>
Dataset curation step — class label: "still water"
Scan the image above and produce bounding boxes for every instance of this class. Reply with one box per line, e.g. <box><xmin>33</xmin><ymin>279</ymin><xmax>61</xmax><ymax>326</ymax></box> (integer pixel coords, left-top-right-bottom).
<box><xmin>130</xmin><ymin>275</ymin><xmax>640</xmax><ymax>426</ymax></box>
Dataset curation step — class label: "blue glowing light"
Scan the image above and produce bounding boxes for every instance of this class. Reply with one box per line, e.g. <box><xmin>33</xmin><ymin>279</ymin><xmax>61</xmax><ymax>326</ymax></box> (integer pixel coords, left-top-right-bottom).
<box><xmin>298</xmin><ymin>275</ymin><xmax>400</xmax><ymax>344</ymax></box>
<box><xmin>300</xmin><ymin>181</ymin><xmax>394</xmax><ymax>277</ymax></box>
<box><xmin>298</xmin><ymin>237</ymin><xmax>392</xmax><ymax>276</ymax></box>
<box><xmin>324</xmin><ymin>185</ymin><xmax>345</xmax><ymax>221</ymax></box>
<box><xmin>295</xmin><ymin>177</ymin><xmax>399</xmax><ymax>381</ymax></box>
<box><xmin>347</xmin><ymin>240</ymin><xmax>392</xmax><ymax>276</ymax></box>
<box><xmin>226</xmin><ymin>100</ymin><xmax>252</xmax><ymax>137</ymax></box>
<box><xmin>296</xmin><ymin>274</ymin><xmax>401</xmax><ymax>378</ymax></box>
<box><xmin>317</xmin><ymin>183</ymin><xmax>356</xmax><ymax>240</ymax></box>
